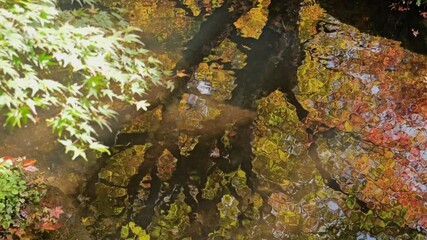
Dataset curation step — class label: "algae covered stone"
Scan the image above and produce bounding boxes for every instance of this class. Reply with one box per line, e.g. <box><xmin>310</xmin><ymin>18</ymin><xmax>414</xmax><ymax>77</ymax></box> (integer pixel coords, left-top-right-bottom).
<box><xmin>252</xmin><ymin>90</ymin><xmax>313</xmax><ymax>187</ymax></box>
<box><xmin>85</xmin><ymin>144</ymin><xmax>150</xmax><ymax>237</ymax></box>
<box><xmin>233</xmin><ymin>0</ymin><xmax>271</xmax><ymax>39</ymax></box>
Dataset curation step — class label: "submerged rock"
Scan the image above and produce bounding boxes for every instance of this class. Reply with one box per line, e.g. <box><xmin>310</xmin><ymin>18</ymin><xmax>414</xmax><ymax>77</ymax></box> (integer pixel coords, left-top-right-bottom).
<box><xmin>234</xmin><ymin>0</ymin><xmax>271</xmax><ymax>39</ymax></box>
<box><xmin>251</xmin><ymin>90</ymin><xmax>313</xmax><ymax>188</ymax></box>
<box><xmin>187</xmin><ymin>38</ymin><xmax>247</xmax><ymax>101</ymax></box>
<box><xmin>178</xmin><ymin>133</ymin><xmax>200</xmax><ymax>157</ymax></box>
<box><xmin>156</xmin><ymin>149</ymin><xmax>178</xmax><ymax>182</ymax></box>
<box><xmin>148</xmin><ymin>191</ymin><xmax>192</xmax><ymax>239</ymax></box>
<box><xmin>84</xmin><ymin>144</ymin><xmax>150</xmax><ymax>237</ymax></box>
<box><xmin>121</xmin><ymin>106</ymin><xmax>163</xmax><ymax>134</ymax></box>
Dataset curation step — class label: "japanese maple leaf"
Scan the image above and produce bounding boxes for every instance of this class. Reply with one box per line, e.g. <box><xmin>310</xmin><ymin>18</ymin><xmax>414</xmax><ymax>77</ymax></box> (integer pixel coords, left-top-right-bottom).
<box><xmin>49</xmin><ymin>206</ymin><xmax>64</xmax><ymax>219</ymax></box>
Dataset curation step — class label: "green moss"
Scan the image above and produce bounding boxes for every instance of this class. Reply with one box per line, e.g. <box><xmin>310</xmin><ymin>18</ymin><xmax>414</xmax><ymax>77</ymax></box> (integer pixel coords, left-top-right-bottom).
<box><xmin>208</xmin><ymin>194</ymin><xmax>240</xmax><ymax>239</ymax></box>
<box><xmin>121</xmin><ymin>221</ymin><xmax>150</xmax><ymax>240</ymax></box>
<box><xmin>252</xmin><ymin>91</ymin><xmax>313</xmax><ymax>186</ymax></box>
<box><xmin>149</xmin><ymin>192</ymin><xmax>192</xmax><ymax>239</ymax></box>
<box><xmin>86</xmin><ymin>144</ymin><xmax>150</xmax><ymax>237</ymax></box>
<box><xmin>202</xmin><ymin>167</ymin><xmax>231</xmax><ymax>200</ymax></box>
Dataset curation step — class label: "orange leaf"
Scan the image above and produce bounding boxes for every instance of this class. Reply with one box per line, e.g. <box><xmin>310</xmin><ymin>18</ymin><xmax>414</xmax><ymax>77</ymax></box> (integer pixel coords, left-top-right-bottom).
<box><xmin>22</xmin><ymin>159</ymin><xmax>37</xmax><ymax>167</ymax></box>
<box><xmin>176</xmin><ymin>70</ymin><xmax>190</xmax><ymax>78</ymax></box>
<box><xmin>41</xmin><ymin>222</ymin><xmax>62</xmax><ymax>231</ymax></box>
<box><xmin>350</xmin><ymin>114</ymin><xmax>365</xmax><ymax>125</ymax></box>
<box><xmin>228</xmin><ymin>130</ymin><xmax>237</xmax><ymax>137</ymax></box>
<box><xmin>415</xmin><ymin>98</ymin><xmax>427</xmax><ymax>118</ymax></box>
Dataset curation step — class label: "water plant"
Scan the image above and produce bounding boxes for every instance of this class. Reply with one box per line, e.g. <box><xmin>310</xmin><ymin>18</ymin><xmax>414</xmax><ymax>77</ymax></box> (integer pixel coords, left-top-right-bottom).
<box><xmin>0</xmin><ymin>157</ymin><xmax>46</xmax><ymax>233</ymax></box>
<box><xmin>396</xmin><ymin>0</ymin><xmax>427</xmax><ymax>7</ymax></box>
<box><xmin>0</xmin><ymin>159</ymin><xmax>28</xmax><ymax>229</ymax></box>
<box><xmin>120</xmin><ymin>221</ymin><xmax>150</xmax><ymax>240</ymax></box>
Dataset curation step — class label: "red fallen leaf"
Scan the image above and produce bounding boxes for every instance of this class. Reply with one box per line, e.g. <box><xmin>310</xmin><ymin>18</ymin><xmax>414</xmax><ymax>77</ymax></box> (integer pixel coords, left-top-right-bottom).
<box><xmin>397</xmin><ymin>6</ymin><xmax>409</xmax><ymax>11</ymax></box>
<box><xmin>419</xmin><ymin>216</ymin><xmax>427</xmax><ymax>228</ymax></box>
<box><xmin>383</xmin><ymin>56</ymin><xmax>395</xmax><ymax>66</ymax></box>
<box><xmin>41</xmin><ymin>222</ymin><xmax>62</xmax><ymax>231</ymax></box>
<box><xmin>228</xmin><ymin>130</ymin><xmax>237</xmax><ymax>137</ymax></box>
<box><xmin>0</xmin><ymin>156</ymin><xmax>16</xmax><ymax>166</ymax></box>
<box><xmin>352</xmin><ymin>102</ymin><xmax>366</xmax><ymax>113</ymax></box>
<box><xmin>141</xmin><ymin>182</ymin><xmax>151</xmax><ymax>189</ymax></box>
<box><xmin>2</xmin><ymin>156</ymin><xmax>16</xmax><ymax>161</ymax></box>
<box><xmin>22</xmin><ymin>159</ymin><xmax>37</xmax><ymax>167</ymax></box>
<box><xmin>11</xmin><ymin>228</ymin><xmax>25</xmax><ymax>237</ymax></box>
<box><xmin>397</xmin><ymin>131</ymin><xmax>410</xmax><ymax>146</ymax></box>
<box><xmin>49</xmin><ymin>206</ymin><xmax>64</xmax><ymax>219</ymax></box>
<box><xmin>365</xmin><ymin>128</ymin><xmax>384</xmax><ymax>145</ymax></box>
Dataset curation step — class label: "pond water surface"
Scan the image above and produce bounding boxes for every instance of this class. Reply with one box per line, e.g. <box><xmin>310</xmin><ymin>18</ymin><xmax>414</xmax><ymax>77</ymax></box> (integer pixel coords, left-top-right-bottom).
<box><xmin>2</xmin><ymin>0</ymin><xmax>427</xmax><ymax>239</ymax></box>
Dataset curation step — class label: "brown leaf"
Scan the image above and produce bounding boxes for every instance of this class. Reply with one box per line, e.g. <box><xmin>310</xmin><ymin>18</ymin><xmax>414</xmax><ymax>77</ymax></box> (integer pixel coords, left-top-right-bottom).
<box><xmin>41</xmin><ymin>222</ymin><xmax>62</xmax><ymax>231</ymax></box>
<box><xmin>176</xmin><ymin>70</ymin><xmax>190</xmax><ymax>78</ymax></box>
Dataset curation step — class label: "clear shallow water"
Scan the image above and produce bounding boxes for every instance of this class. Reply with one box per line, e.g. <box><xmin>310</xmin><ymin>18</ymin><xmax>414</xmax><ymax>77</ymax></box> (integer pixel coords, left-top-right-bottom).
<box><xmin>2</xmin><ymin>0</ymin><xmax>427</xmax><ymax>239</ymax></box>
